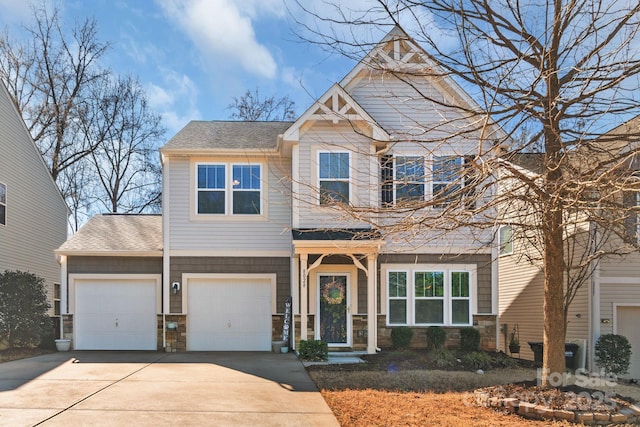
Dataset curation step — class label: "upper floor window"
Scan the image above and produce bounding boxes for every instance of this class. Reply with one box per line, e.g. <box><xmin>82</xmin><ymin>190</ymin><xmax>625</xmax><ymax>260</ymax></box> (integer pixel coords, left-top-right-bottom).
<box><xmin>319</xmin><ymin>152</ymin><xmax>350</xmax><ymax>205</ymax></box>
<box><xmin>433</xmin><ymin>156</ymin><xmax>463</xmax><ymax>207</ymax></box>
<box><xmin>0</xmin><ymin>182</ymin><xmax>6</xmax><ymax>225</ymax></box>
<box><xmin>197</xmin><ymin>163</ymin><xmax>262</xmax><ymax>215</ymax></box>
<box><xmin>395</xmin><ymin>156</ymin><xmax>425</xmax><ymax>202</ymax></box>
<box><xmin>499</xmin><ymin>225</ymin><xmax>514</xmax><ymax>256</ymax></box>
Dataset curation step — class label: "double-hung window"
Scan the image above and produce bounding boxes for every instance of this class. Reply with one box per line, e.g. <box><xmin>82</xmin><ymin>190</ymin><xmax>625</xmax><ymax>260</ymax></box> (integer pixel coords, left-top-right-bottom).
<box><xmin>386</xmin><ymin>266</ymin><xmax>473</xmax><ymax>326</ymax></box>
<box><xmin>319</xmin><ymin>152</ymin><xmax>350</xmax><ymax>204</ymax></box>
<box><xmin>395</xmin><ymin>156</ymin><xmax>425</xmax><ymax>203</ymax></box>
<box><xmin>432</xmin><ymin>156</ymin><xmax>463</xmax><ymax>207</ymax></box>
<box><xmin>196</xmin><ymin>163</ymin><xmax>262</xmax><ymax>215</ymax></box>
<box><xmin>0</xmin><ymin>182</ymin><xmax>6</xmax><ymax>225</ymax></box>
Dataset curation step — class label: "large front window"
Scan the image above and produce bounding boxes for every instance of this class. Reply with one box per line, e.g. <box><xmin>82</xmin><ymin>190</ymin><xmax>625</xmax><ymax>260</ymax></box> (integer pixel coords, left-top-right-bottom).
<box><xmin>197</xmin><ymin>163</ymin><xmax>262</xmax><ymax>215</ymax></box>
<box><xmin>0</xmin><ymin>182</ymin><xmax>6</xmax><ymax>225</ymax></box>
<box><xmin>319</xmin><ymin>152</ymin><xmax>350</xmax><ymax>204</ymax></box>
<box><xmin>386</xmin><ymin>266</ymin><xmax>473</xmax><ymax>326</ymax></box>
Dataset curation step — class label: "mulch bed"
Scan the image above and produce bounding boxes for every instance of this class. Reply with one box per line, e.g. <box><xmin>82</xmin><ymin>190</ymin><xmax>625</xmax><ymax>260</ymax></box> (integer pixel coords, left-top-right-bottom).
<box><xmin>0</xmin><ymin>347</ymin><xmax>55</xmax><ymax>363</ymax></box>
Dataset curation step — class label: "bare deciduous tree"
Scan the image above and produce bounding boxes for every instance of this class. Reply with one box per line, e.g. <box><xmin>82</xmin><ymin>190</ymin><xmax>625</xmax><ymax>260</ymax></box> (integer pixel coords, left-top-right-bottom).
<box><xmin>228</xmin><ymin>87</ymin><xmax>296</xmax><ymax>121</ymax></box>
<box><xmin>292</xmin><ymin>0</ymin><xmax>640</xmax><ymax>386</ymax></box>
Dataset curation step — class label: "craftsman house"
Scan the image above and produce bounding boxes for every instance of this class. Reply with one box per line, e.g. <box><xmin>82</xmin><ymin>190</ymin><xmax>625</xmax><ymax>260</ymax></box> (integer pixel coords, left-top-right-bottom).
<box><xmin>56</xmin><ymin>26</ymin><xmax>500</xmax><ymax>353</ymax></box>
<box><xmin>0</xmin><ymin>81</ymin><xmax>69</xmax><ymax>331</ymax></box>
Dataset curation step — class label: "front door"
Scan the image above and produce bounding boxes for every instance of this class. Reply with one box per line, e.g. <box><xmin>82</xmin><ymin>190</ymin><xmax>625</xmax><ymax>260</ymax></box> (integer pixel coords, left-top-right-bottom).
<box><xmin>318</xmin><ymin>274</ymin><xmax>350</xmax><ymax>346</ymax></box>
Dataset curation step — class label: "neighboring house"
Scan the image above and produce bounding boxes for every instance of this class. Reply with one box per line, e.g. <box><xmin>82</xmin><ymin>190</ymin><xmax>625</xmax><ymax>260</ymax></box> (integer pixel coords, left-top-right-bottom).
<box><xmin>55</xmin><ymin>27</ymin><xmax>499</xmax><ymax>353</ymax></box>
<box><xmin>0</xmin><ymin>81</ymin><xmax>69</xmax><ymax>334</ymax></box>
<box><xmin>497</xmin><ymin>119</ymin><xmax>640</xmax><ymax>380</ymax></box>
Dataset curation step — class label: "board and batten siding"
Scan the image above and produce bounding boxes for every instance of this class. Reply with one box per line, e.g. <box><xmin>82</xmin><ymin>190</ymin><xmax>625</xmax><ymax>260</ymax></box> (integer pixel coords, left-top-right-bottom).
<box><xmin>0</xmin><ymin>83</ymin><xmax>68</xmax><ymax>315</ymax></box>
<box><xmin>165</xmin><ymin>155</ymin><xmax>292</xmax><ymax>252</ymax></box>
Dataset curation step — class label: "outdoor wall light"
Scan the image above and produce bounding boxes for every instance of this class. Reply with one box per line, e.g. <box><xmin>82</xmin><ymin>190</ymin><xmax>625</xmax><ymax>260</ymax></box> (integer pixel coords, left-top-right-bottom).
<box><xmin>172</xmin><ymin>282</ymin><xmax>180</xmax><ymax>294</ymax></box>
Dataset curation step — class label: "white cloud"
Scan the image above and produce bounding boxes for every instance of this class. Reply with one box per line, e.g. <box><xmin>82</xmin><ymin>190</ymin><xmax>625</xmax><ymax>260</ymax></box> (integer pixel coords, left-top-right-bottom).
<box><xmin>147</xmin><ymin>71</ymin><xmax>202</xmax><ymax>134</ymax></box>
<box><xmin>157</xmin><ymin>0</ymin><xmax>279</xmax><ymax>78</ymax></box>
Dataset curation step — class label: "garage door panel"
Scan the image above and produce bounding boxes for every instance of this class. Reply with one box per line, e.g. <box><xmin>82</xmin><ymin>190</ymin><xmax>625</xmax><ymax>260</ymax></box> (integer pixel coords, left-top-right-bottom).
<box><xmin>75</xmin><ymin>279</ymin><xmax>157</xmax><ymax>350</ymax></box>
<box><xmin>188</xmin><ymin>278</ymin><xmax>272</xmax><ymax>351</ymax></box>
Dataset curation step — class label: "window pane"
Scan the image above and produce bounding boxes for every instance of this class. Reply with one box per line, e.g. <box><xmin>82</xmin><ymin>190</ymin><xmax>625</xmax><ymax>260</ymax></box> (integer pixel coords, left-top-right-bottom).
<box><xmin>233</xmin><ymin>191</ymin><xmax>260</xmax><ymax>214</ymax></box>
<box><xmin>198</xmin><ymin>165</ymin><xmax>225</xmax><ymax>189</ymax></box>
<box><xmin>415</xmin><ymin>272</ymin><xmax>443</xmax><ymax>297</ymax></box>
<box><xmin>320</xmin><ymin>181</ymin><xmax>349</xmax><ymax>204</ymax></box>
<box><xmin>233</xmin><ymin>165</ymin><xmax>260</xmax><ymax>189</ymax></box>
<box><xmin>451</xmin><ymin>272</ymin><xmax>469</xmax><ymax>297</ymax></box>
<box><xmin>0</xmin><ymin>183</ymin><xmax>5</xmax><ymax>204</ymax></box>
<box><xmin>388</xmin><ymin>272</ymin><xmax>407</xmax><ymax>297</ymax></box>
<box><xmin>0</xmin><ymin>205</ymin><xmax>4</xmax><ymax>225</ymax></box>
<box><xmin>198</xmin><ymin>191</ymin><xmax>225</xmax><ymax>214</ymax></box>
<box><xmin>500</xmin><ymin>225</ymin><xmax>513</xmax><ymax>255</ymax></box>
<box><xmin>320</xmin><ymin>152</ymin><xmax>349</xmax><ymax>179</ymax></box>
<box><xmin>389</xmin><ymin>300</ymin><xmax>407</xmax><ymax>324</ymax></box>
<box><xmin>396</xmin><ymin>183</ymin><xmax>424</xmax><ymax>201</ymax></box>
<box><xmin>396</xmin><ymin>157</ymin><xmax>424</xmax><ymax>181</ymax></box>
<box><xmin>433</xmin><ymin>156</ymin><xmax>462</xmax><ymax>182</ymax></box>
<box><xmin>415</xmin><ymin>300</ymin><xmax>443</xmax><ymax>324</ymax></box>
<box><xmin>452</xmin><ymin>300</ymin><xmax>470</xmax><ymax>324</ymax></box>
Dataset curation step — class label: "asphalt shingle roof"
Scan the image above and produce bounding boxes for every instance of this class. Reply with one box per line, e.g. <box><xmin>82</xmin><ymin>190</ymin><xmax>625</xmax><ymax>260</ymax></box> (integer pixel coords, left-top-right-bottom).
<box><xmin>161</xmin><ymin>120</ymin><xmax>293</xmax><ymax>151</ymax></box>
<box><xmin>56</xmin><ymin>214</ymin><xmax>162</xmax><ymax>254</ymax></box>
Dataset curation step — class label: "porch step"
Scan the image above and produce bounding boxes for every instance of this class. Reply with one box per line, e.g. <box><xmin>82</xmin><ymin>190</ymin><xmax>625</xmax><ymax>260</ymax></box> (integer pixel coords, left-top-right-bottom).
<box><xmin>301</xmin><ymin>351</ymin><xmax>366</xmax><ymax>367</ymax></box>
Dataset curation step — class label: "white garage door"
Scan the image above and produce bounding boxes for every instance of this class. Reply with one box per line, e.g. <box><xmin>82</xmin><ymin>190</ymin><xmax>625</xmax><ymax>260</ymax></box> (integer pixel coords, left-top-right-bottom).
<box><xmin>187</xmin><ymin>277</ymin><xmax>272</xmax><ymax>351</ymax></box>
<box><xmin>617</xmin><ymin>306</ymin><xmax>640</xmax><ymax>380</ymax></box>
<box><xmin>75</xmin><ymin>278</ymin><xmax>157</xmax><ymax>350</ymax></box>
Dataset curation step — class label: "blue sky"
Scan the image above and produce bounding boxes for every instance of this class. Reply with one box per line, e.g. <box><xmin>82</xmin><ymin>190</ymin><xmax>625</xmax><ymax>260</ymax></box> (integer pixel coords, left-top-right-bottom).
<box><xmin>0</xmin><ymin>0</ymin><xmax>379</xmax><ymax>137</ymax></box>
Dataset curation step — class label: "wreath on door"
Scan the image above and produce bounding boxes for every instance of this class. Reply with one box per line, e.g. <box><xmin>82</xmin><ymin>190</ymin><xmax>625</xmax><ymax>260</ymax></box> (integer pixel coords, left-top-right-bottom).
<box><xmin>322</xmin><ymin>280</ymin><xmax>345</xmax><ymax>305</ymax></box>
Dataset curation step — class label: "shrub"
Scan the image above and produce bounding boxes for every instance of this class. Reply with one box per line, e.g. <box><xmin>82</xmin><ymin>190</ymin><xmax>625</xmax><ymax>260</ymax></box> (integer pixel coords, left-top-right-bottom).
<box><xmin>595</xmin><ymin>334</ymin><xmax>632</xmax><ymax>375</ymax></box>
<box><xmin>429</xmin><ymin>347</ymin><xmax>458</xmax><ymax>370</ymax></box>
<box><xmin>460</xmin><ymin>351</ymin><xmax>492</xmax><ymax>371</ymax></box>
<box><xmin>391</xmin><ymin>326</ymin><xmax>413</xmax><ymax>349</ymax></box>
<box><xmin>459</xmin><ymin>327</ymin><xmax>480</xmax><ymax>351</ymax></box>
<box><xmin>426</xmin><ymin>326</ymin><xmax>446</xmax><ymax>351</ymax></box>
<box><xmin>298</xmin><ymin>340</ymin><xmax>328</xmax><ymax>361</ymax></box>
<box><xmin>0</xmin><ymin>270</ymin><xmax>51</xmax><ymax>347</ymax></box>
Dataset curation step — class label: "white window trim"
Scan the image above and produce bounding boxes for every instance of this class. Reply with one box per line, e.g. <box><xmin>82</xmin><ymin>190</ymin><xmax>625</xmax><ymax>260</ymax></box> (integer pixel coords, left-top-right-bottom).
<box><xmin>317</xmin><ymin>150</ymin><xmax>351</xmax><ymax>205</ymax></box>
<box><xmin>499</xmin><ymin>225</ymin><xmax>514</xmax><ymax>256</ymax></box>
<box><xmin>381</xmin><ymin>263</ymin><xmax>477</xmax><ymax>327</ymax></box>
<box><xmin>0</xmin><ymin>181</ymin><xmax>6</xmax><ymax>226</ymax></box>
<box><xmin>193</xmin><ymin>161</ymin><xmax>265</xmax><ymax>219</ymax></box>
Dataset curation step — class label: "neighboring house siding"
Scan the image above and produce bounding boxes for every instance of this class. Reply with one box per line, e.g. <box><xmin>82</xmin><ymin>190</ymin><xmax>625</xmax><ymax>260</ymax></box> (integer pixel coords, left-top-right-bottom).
<box><xmin>599</xmin><ymin>251</ymin><xmax>640</xmax><ymax>335</ymax></box>
<box><xmin>168</xmin><ymin>256</ymin><xmax>290</xmax><ymax>314</ymax></box>
<box><xmin>380</xmin><ymin>253</ymin><xmax>492</xmax><ymax>313</ymax></box>
<box><xmin>166</xmin><ymin>156</ymin><xmax>292</xmax><ymax>252</ymax></box>
<box><xmin>296</xmin><ymin>122</ymin><xmax>374</xmax><ymax>229</ymax></box>
<box><xmin>0</xmin><ymin>84</ymin><xmax>68</xmax><ymax>315</ymax></box>
<box><xmin>67</xmin><ymin>256</ymin><xmax>163</xmax><ymax>275</ymax></box>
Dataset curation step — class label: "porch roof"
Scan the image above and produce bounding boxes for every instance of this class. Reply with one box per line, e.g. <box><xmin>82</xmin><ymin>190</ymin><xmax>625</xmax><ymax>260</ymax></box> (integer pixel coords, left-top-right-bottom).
<box><xmin>292</xmin><ymin>228</ymin><xmax>384</xmax><ymax>255</ymax></box>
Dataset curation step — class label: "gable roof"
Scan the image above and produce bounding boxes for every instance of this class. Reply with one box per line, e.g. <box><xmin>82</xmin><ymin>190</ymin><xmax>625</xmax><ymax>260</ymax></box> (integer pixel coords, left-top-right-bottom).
<box><xmin>161</xmin><ymin>120</ymin><xmax>293</xmax><ymax>154</ymax></box>
<box><xmin>283</xmin><ymin>83</ymin><xmax>390</xmax><ymax>142</ymax></box>
<box><xmin>55</xmin><ymin>214</ymin><xmax>162</xmax><ymax>256</ymax></box>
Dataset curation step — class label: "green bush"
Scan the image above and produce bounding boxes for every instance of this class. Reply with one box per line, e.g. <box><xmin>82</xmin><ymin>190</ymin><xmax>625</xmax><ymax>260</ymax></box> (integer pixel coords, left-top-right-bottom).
<box><xmin>459</xmin><ymin>327</ymin><xmax>480</xmax><ymax>351</ymax></box>
<box><xmin>391</xmin><ymin>326</ymin><xmax>413</xmax><ymax>349</ymax></box>
<box><xmin>426</xmin><ymin>326</ymin><xmax>446</xmax><ymax>350</ymax></box>
<box><xmin>430</xmin><ymin>348</ymin><xmax>458</xmax><ymax>370</ymax></box>
<box><xmin>0</xmin><ymin>270</ymin><xmax>51</xmax><ymax>347</ymax></box>
<box><xmin>460</xmin><ymin>351</ymin><xmax>492</xmax><ymax>371</ymax></box>
<box><xmin>595</xmin><ymin>334</ymin><xmax>632</xmax><ymax>375</ymax></box>
<box><xmin>298</xmin><ymin>340</ymin><xmax>328</xmax><ymax>361</ymax></box>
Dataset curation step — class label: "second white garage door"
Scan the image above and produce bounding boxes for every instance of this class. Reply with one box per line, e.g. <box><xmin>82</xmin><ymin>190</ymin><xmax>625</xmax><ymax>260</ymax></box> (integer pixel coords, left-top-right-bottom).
<box><xmin>187</xmin><ymin>277</ymin><xmax>272</xmax><ymax>351</ymax></box>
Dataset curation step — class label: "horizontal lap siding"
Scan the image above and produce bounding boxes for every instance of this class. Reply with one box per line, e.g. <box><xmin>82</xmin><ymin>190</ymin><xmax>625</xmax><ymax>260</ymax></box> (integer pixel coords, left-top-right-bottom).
<box><xmin>297</xmin><ymin>122</ymin><xmax>374</xmax><ymax>229</ymax></box>
<box><xmin>169</xmin><ymin>256</ymin><xmax>290</xmax><ymax>314</ymax></box>
<box><xmin>67</xmin><ymin>256</ymin><xmax>163</xmax><ymax>275</ymax></box>
<box><xmin>598</xmin><ymin>252</ymin><xmax>640</xmax><ymax>335</ymax></box>
<box><xmin>167</xmin><ymin>157</ymin><xmax>292</xmax><ymax>251</ymax></box>
<box><xmin>0</xmin><ymin>87</ymin><xmax>68</xmax><ymax>315</ymax></box>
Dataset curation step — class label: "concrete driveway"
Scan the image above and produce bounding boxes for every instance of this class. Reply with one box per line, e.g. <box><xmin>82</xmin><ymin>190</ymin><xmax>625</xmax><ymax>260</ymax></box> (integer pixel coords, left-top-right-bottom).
<box><xmin>0</xmin><ymin>351</ymin><xmax>339</xmax><ymax>426</ymax></box>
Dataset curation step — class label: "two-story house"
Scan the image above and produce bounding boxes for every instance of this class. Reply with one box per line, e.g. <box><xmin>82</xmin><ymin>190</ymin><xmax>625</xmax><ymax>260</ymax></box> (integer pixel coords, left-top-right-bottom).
<box><xmin>497</xmin><ymin>118</ymin><xmax>640</xmax><ymax>380</ymax></box>
<box><xmin>56</xmin><ymin>26</ymin><xmax>499</xmax><ymax>353</ymax></box>
<box><xmin>0</xmin><ymin>81</ymin><xmax>69</xmax><ymax>336</ymax></box>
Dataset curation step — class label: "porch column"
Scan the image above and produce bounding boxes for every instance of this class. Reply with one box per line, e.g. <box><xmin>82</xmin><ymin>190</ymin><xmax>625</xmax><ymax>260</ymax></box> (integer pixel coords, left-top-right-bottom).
<box><xmin>367</xmin><ymin>254</ymin><xmax>377</xmax><ymax>354</ymax></box>
<box><xmin>300</xmin><ymin>254</ymin><xmax>308</xmax><ymax>341</ymax></box>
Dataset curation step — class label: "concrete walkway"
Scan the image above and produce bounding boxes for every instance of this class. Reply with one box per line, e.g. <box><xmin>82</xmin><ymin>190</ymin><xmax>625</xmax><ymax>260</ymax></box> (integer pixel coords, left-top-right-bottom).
<box><xmin>0</xmin><ymin>351</ymin><xmax>339</xmax><ymax>426</ymax></box>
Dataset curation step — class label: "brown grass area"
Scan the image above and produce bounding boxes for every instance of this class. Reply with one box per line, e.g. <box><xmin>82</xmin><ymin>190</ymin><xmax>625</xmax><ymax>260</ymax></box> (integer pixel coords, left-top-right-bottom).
<box><xmin>321</xmin><ymin>389</ymin><xmax>575</xmax><ymax>427</ymax></box>
<box><xmin>0</xmin><ymin>347</ymin><xmax>54</xmax><ymax>363</ymax></box>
